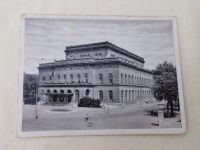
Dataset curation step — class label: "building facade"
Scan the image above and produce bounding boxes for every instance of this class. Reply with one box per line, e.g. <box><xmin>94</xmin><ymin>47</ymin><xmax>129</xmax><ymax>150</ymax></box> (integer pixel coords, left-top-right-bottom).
<box><xmin>38</xmin><ymin>41</ymin><xmax>153</xmax><ymax>105</ymax></box>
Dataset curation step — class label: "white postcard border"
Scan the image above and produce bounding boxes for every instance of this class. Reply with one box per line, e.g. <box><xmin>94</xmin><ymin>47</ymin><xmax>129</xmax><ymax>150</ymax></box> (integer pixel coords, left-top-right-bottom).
<box><xmin>17</xmin><ymin>15</ymin><xmax>186</xmax><ymax>137</ymax></box>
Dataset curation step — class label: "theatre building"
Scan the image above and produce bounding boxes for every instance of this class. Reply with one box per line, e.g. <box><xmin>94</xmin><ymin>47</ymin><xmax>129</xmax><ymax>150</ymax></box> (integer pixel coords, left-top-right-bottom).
<box><xmin>38</xmin><ymin>41</ymin><xmax>153</xmax><ymax>105</ymax></box>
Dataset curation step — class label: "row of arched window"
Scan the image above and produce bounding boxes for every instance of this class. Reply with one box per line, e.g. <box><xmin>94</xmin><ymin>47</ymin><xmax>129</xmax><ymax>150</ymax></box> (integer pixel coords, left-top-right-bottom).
<box><xmin>99</xmin><ymin>90</ymin><xmax>113</xmax><ymax>101</ymax></box>
<box><xmin>121</xmin><ymin>89</ymin><xmax>152</xmax><ymax>102</ymax></box>
<box><xmin>120</xmin><ymin>73</ymin><xmax>152</xmax><ymax>86</ymax></box>
<box><xmin>46</xmin><ymin>89</ymin><xmax>72</xmax><ymax>94</ymax></box>
<box><xmin>98</xmin><ymin>89</ymin><xmax>151</xmax><ymax>103</ymax></box>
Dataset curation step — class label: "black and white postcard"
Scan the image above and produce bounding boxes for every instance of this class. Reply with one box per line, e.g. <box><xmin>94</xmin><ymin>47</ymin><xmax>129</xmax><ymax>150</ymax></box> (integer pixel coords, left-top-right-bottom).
<box><xmin>18</xmin><ymin>15</ymin><xmax>185</xmax><ymax>137</ymax></box>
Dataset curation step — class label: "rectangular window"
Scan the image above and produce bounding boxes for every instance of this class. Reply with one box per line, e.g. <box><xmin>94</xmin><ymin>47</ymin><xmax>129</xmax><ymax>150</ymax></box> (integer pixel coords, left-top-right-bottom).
<box><xmin>99</xmin><ymin>74</ymin><xmax>103</xmax><ymax>84</ymax></box>
<box><xmin>70</xmin><ymin>74</ymin><xmax>74</xmax><ymax>83</ymax></box>
<box><xmin>131</xmin><ymin>75</ymin><xmax>134</xmax><ymax>84</ymax></box>
<box><xmin>125</xmin><ymin>74</ymin><xmax>127</xmax><ymax>84</ymax></box>
<box><xmin>77</xmin><ymin>74</ymin><xmax>81</xmax><ymax>83</ymax></box>
<box><xmin>84</xmin><ymin>73</ymin><xmax>88</xmax><ymax>83</ymax></box>
<box><xmin>57</xmin><ymin>75</ymin><xmax>60</xmax><ymax>80</ymax></box>
<box><xmin>64</xmin><ymin>74</ymin><xmax>66</xmax><ymax>80</ymax></box>
<box><xmin>109</xmin><ymin>73</ymin><xmax>113</xmax><ymax>84</ymax></box>
<box><xmin>135</xmin><ymin>77</ymin><xmax>137</xmax><ymax>85</ymax></box>
<box><xmin>43</xmin><ymin>76</ymin><xmax>45</xmax><ymax>81</ymax></box>
<box><xmin>128</xmin><ymin>75</ymin><xmax>130</xmax><ymax>84</ymax></box>
<box><xmin>121</xmin><ymin>74</ymin><xmax>123</xmax><ymax>84</ymax></box>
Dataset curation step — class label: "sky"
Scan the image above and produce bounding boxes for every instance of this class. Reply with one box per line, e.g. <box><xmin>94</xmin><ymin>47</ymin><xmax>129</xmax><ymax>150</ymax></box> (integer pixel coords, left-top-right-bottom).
<box><xmin>24</xmin><ymin>18</ymin><xmax>176</xmax><ymax>74</ymax></box>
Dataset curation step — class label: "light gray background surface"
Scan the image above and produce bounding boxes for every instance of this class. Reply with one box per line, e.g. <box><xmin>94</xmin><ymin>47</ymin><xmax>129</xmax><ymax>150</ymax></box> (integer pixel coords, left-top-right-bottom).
<box><xmin>0</xmin><ymin>0</ymin><xmax>199</xmax><ymax>150</ymax></box>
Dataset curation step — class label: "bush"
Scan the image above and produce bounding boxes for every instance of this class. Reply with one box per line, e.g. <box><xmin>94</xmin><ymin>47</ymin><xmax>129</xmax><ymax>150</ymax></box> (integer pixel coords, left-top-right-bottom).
<box><xmin>23</xmin><ymin>96</ymin><xmax>40</xmax><ymax>105</ymax></box>
<box><xmin>24</xmin><ymin>97</ymin><xmax>36</xmax><ymax>105</ymax></box>
<box><xmin>78</xmin><ymin>97</ymin><xmax>101</xmax><ymax>108</ymax></box>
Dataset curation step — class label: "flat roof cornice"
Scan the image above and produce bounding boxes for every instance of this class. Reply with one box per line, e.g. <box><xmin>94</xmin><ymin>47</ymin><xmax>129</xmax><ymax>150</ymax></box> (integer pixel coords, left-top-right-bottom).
<box><xmin>38</xmin><ymin>58</ymin><xmax>152</xmax><ymax>74</ymax></box>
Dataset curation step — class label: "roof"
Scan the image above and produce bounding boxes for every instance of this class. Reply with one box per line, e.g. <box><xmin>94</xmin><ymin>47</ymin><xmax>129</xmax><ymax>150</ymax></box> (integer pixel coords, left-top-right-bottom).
<box><xmin>64</xmin><ymin>41</ymin><xmax>145</xmax><ymax>63</ymax></box>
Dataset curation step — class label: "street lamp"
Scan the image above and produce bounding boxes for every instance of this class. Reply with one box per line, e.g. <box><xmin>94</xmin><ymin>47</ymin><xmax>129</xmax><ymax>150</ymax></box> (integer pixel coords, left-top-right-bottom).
<box><xmin>35</xmin><ymin>58</ymin><xmax>44</xmax><ymax>119</ymax></box>
<box><xmin>31</xmin><ymin>82</ymin><xmax>38</xmax><ymax>119</ymax></box>
<box><xmin>107</xmin><ymin>98</ymin><xmax>110</xmax><ymax>113</ymax></box>
<box><xmin>35</xmin><ymin>75</ymin><xmax>39</xmax><ymax>119</ymax></box>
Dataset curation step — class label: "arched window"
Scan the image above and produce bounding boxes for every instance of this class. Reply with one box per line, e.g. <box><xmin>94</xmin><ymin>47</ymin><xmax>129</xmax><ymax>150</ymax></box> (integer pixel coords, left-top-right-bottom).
<box><xmin>121</xmin><ymin>90</ymin><xmax>124</xmax><ymax>102</ymax></box>
<box><xmin>85</xmin><ymin>89</ymin><xmax>90</xmax><ymax>97</ymax></box>
<box><xmin>128</xmin><ymin>75</ymin><xmax>130</xmax><ymax>84</ymax></box>
<box><xmin>47</xmin><ymin>89</ymin><xmax>51</xmax><ymax>93</ymax></box>
<box><xmin>77</xmin><ymin>74</ymin><xmax>81</xmax><ymax>83</ymax></box>
<box><xmin>53</xmin><ymin>90</ymin><xmax>57</xmax><ymax>93</ymax></box>
<box><xmin>142</xmin><ymin>90</ymin><xmax>144</xmax><ymax>98</ymax></box>
<box><xmin>125</xmin><ymin>90</ymin><xmax>127</xmax><ymax>103</ymax></box>
<box><xmin>132</xmin><ymin>90</ymin><xmax>134</xmax><ymax>102</ymax></box>
<box><xmin>109</xmin><ymin>73</ymin><xmax>113</xmax><ymax>84</ymax></box>
<box><xmin>60</xmin><ymin>90</ymin><xmax>64</xmax><ymax>102</ymax></box>
<box><xmin>43</xmin><ymin>76</ymin><xmax>45</xmax><ymax>81</ymax></box>
<box><xmin>67</xmin><ymin>89</ymin><xmax>72</xmax><ymax>93</ymax></box>
<box><xmin>129</xmin><ymin>90</ymin><xmax>131</xmax><ymax>102</ymax></box>
<box><xmin>99</xmin><ymin>90</ymin><xmax>103</xmax><ymax>101</ymax></box>
<box><xmin>109</xmin><ymin>90</ymin><xmax>113</xmax><ymax>102</ymax></box>
<box><xmin>75</xmin><ymin>90</ymin><xmax>80</xmax><ymax>102</ymax></box>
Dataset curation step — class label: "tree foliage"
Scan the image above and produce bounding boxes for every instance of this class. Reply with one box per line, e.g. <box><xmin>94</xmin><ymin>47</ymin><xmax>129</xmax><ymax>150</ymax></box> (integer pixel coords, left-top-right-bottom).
<box><xmin>23</xmin><ymin>73</ymin><xmax>38</xmax><ymax>97</ymax></box>
<box><xmin>152</xmin><ymin>61</ymin><xmax>179</xmax><ymax>117</ymax></box>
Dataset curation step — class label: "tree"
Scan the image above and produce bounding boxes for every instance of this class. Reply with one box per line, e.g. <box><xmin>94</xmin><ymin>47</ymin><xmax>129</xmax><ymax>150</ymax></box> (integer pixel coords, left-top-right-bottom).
<box><xmin>23</xmin><ymin>73</ymin><xmax>38</xmax><ymax>97</ymax></box>
<box><xmin>152</xmin><ymin>61</ymin><xmax>179</xmax><ymax>117</ymax></box>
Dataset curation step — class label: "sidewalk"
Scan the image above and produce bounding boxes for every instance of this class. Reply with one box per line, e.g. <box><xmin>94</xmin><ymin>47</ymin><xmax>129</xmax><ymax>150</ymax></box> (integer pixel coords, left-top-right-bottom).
<box><xmin>22</xmin><ymin>101</ymin><xmax>181</xmax><ymax>131</ymax></box>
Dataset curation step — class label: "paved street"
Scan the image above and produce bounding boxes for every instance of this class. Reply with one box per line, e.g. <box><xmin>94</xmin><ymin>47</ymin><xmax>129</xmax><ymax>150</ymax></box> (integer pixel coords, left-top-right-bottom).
<box><xmin>22</xmin><ymin>102</ymin><xmax>181</xmax><ymax>131</ymax></box>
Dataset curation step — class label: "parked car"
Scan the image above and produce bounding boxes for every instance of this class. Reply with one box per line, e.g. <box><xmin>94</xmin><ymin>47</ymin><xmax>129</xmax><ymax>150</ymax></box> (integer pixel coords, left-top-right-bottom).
<box><xmin>78</xmin><ymin>97</ymin><xmax>101</xmax><ymax>107</ymax></box>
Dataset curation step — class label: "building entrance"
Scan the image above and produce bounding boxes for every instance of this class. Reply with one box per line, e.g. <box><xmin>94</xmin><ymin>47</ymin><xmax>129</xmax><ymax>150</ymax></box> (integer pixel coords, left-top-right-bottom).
<box><xmin>53</xmin><ymin>95</ymin><xmax>57</xmax><ymax>102</ymax></box>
